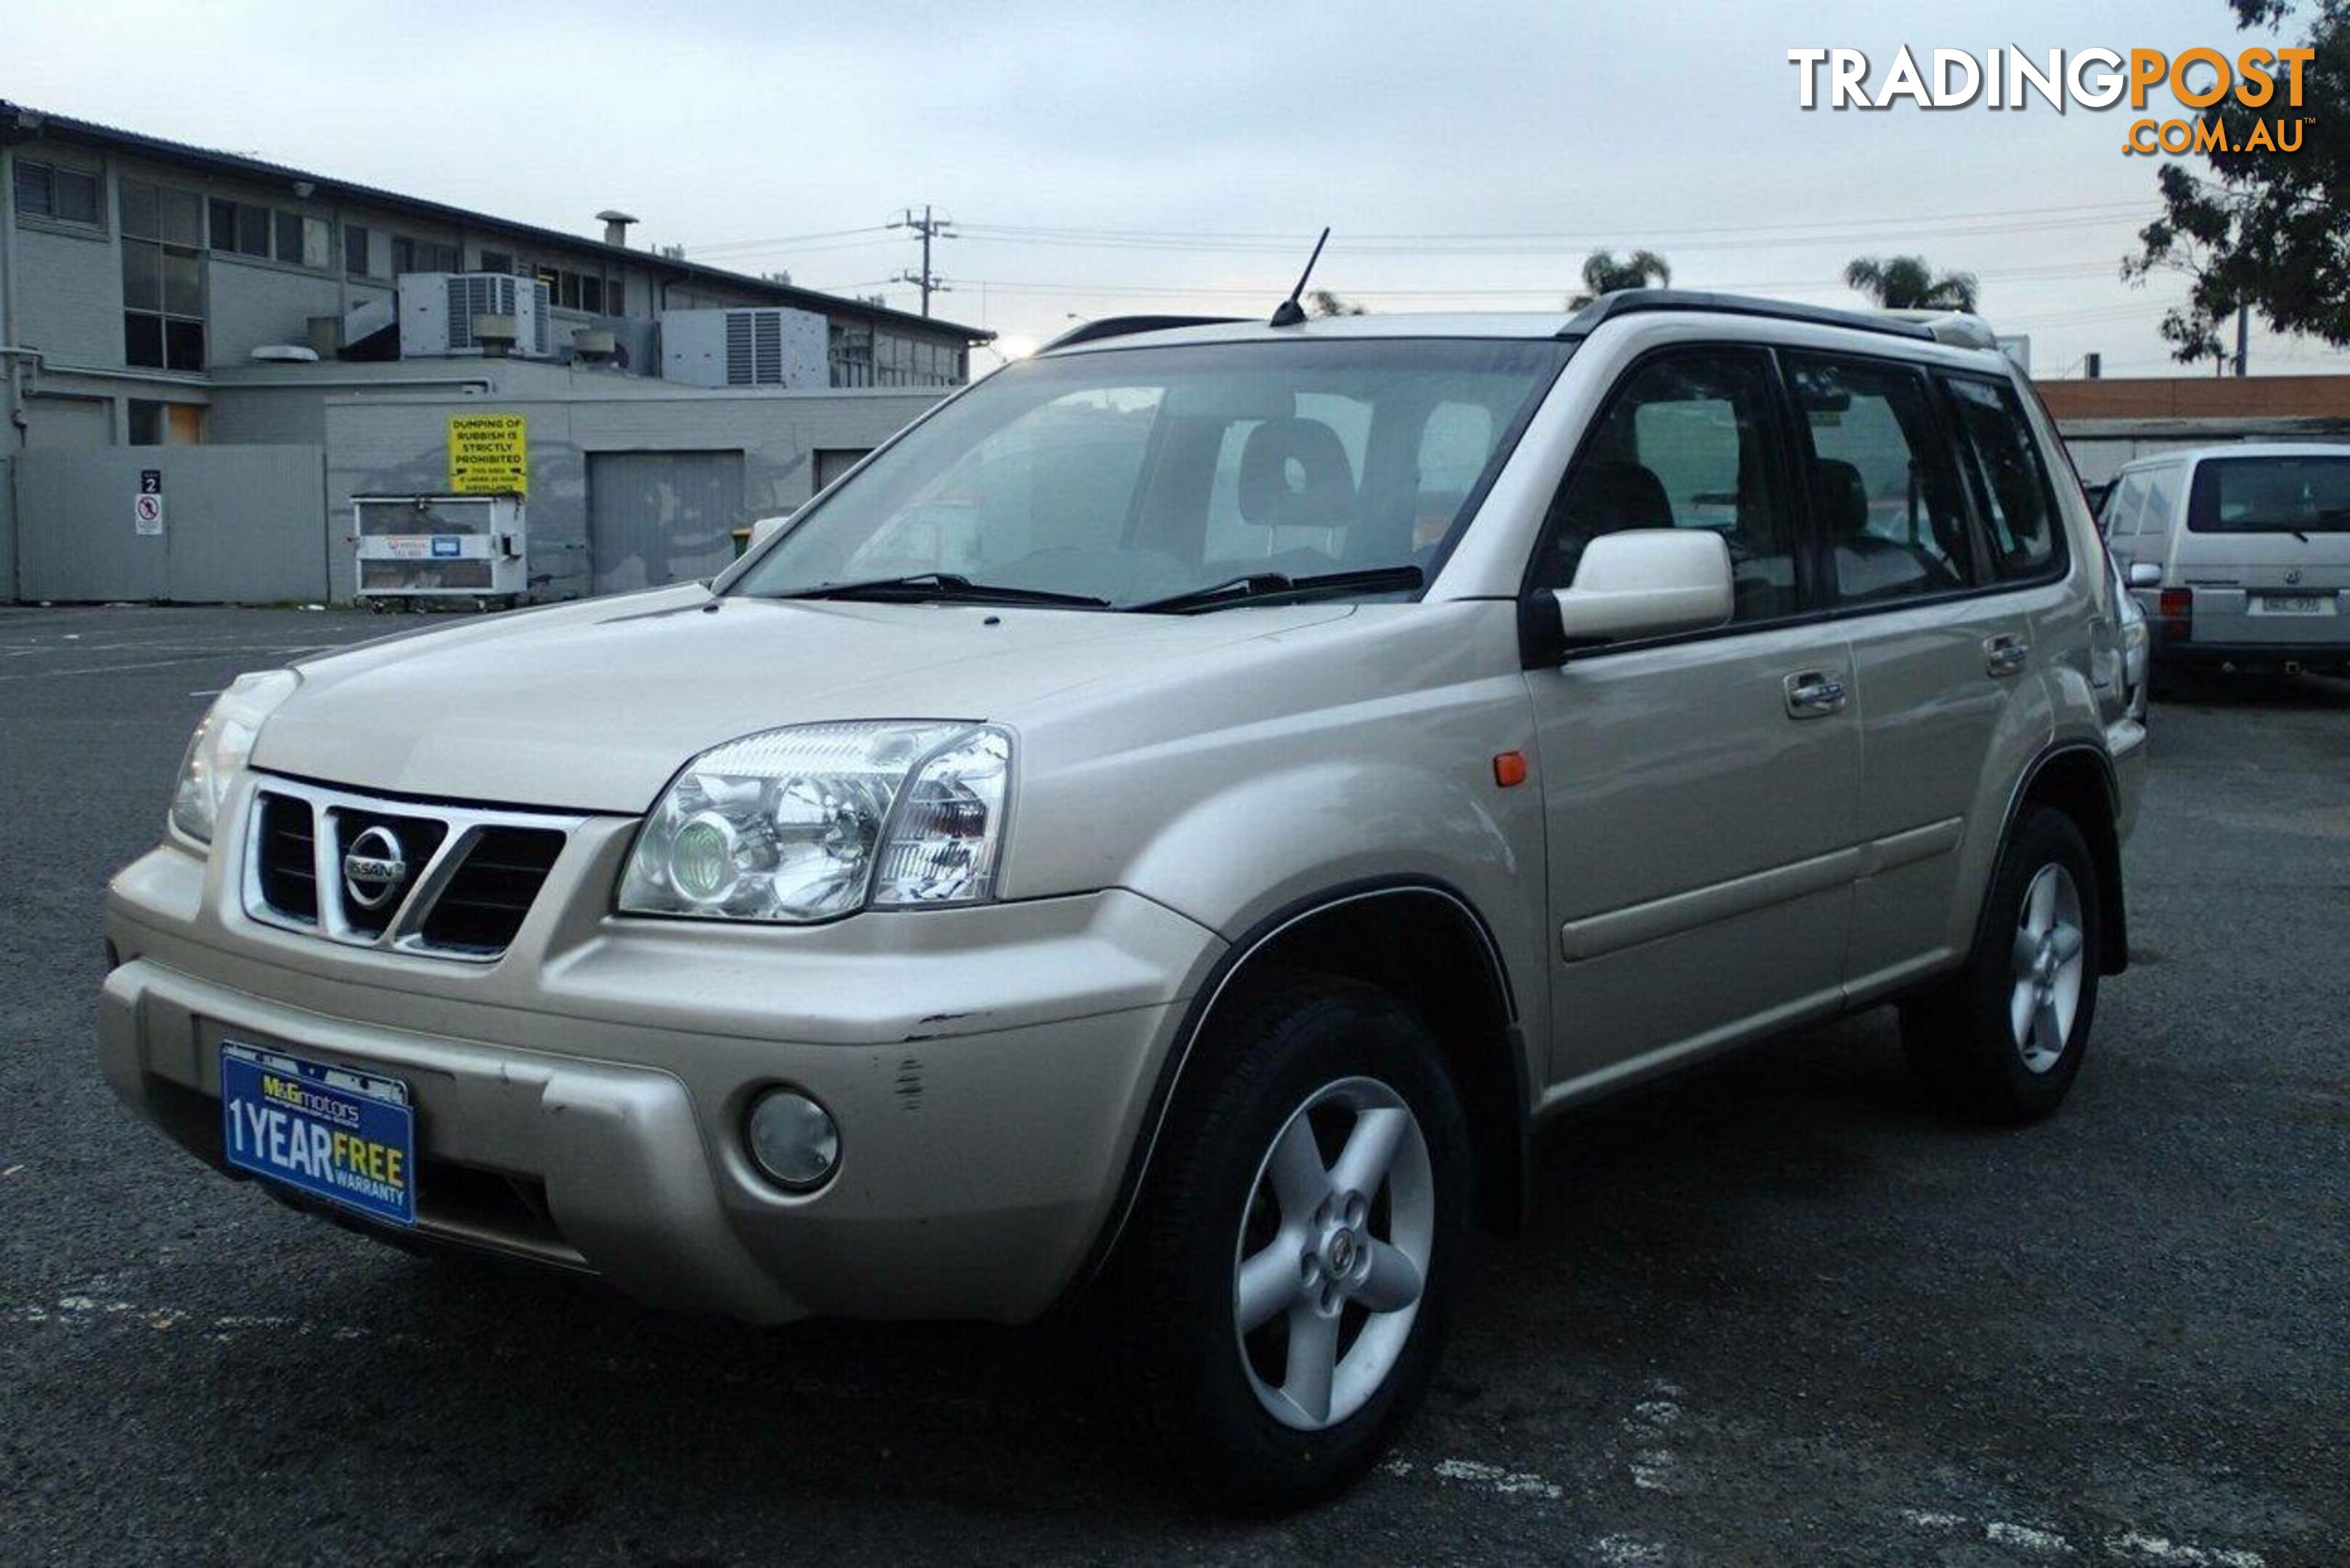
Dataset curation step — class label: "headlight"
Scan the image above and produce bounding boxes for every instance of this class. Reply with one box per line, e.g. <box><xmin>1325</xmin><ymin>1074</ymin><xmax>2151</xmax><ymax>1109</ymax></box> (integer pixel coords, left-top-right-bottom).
<box><xmin>619</xmin><ymin>721</ymin><xmax>1012</xmax><ymax>923</ymax></box>
<box><xmin>170</xmin><ymin>669</ymin><xmax>298</xmax><ymax>844</ymax></box>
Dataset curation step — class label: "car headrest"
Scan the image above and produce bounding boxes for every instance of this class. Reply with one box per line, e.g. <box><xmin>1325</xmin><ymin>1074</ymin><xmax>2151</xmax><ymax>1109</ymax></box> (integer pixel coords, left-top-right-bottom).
<box><xmin>1812</xmin><ymin>459</ymin><xmax>1871</xmax><ymax>542</ymax></box>
<box><xmin>1238</xmin><ymin>417</ymin><xmax>1355</xmax><ymax>529</ymax></box>
<box><xmin>1556</xmin><ymin>459</ymin><xmax>1675</xmax><ymax>535</ymax></box>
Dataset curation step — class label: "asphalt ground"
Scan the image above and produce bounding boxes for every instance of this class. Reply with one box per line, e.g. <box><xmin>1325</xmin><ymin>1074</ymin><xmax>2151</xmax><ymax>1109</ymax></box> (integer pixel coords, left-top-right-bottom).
<box><xmin>1</xmin><ymin>604</ymin><xmax>2343</xmax><ymax>1565</ymax></box>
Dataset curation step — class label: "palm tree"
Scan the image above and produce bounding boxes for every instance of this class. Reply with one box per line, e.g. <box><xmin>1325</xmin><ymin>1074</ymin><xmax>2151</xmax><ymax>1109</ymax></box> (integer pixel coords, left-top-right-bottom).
<box><xmin>1843</xmin><ymin>255</ymin><xmax>1980</xmax><ymax>312</ymax></box>
<box><xmin>1569</xmin><ymin>249</ymin><xmax>1672</xmax><ymax>309</ymax></box>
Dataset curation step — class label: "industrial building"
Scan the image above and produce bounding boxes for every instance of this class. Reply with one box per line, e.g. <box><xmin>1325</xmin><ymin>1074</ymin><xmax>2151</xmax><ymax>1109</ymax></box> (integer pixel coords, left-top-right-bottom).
<box><xmin>0</xmin><ymin>102</ymin><xmax>990</xmax><ymax>603</ymax></box>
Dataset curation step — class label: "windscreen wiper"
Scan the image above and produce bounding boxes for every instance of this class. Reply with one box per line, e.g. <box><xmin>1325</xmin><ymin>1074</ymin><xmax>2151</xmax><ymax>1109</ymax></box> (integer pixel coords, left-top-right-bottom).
<box><xmin>768</xmin><ymin>573</ymin><xmax>1111</xmax><ymax>608</ymax></box>
<box><xmin>1126</xmin><ymin>564</ymin><xmax>1424</xmax><ymax>615</ymax></box>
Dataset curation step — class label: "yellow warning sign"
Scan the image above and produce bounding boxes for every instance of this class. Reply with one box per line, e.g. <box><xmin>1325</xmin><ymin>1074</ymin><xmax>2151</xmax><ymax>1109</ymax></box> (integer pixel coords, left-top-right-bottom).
<box><xmin>447</xmin><ymin>413</ymin><xmax>529</xmax><ymax>495</ymax></box>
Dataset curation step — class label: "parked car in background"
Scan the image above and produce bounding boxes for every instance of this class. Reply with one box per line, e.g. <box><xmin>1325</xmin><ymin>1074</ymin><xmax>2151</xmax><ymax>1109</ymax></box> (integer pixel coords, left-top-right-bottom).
<box><xmin>2101</xmin><ymin>444</ymin><xmax>2350</xmax><ymax>684</ymax></box>
<box><xmin>100</xmin><ymin>293</ymin><xmax>2142</xmax><ymax>1510</ymax></box>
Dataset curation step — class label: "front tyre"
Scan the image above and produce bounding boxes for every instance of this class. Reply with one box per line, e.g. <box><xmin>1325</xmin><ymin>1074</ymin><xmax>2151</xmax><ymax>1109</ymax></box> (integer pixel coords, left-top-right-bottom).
<box><xmin>1117</xmin><ymin>976</ymin><xmax>1470</xmax><ymax>1512</ymax></box>
<box><xmin>1902</xmin><ymin>806</ymin><xmax>2103</xmax><ymax>1123</ymax></box>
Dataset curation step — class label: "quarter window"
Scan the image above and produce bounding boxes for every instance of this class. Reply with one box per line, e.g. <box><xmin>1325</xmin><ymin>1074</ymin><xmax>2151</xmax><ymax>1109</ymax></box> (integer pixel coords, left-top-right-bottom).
<box><xmin>1786</xmin><ymin>354</ymin><xmax>1977</xmax><ymax>605</ymax></box>
<box><xmin>1533</xmin><ymin>349</ymin><xmax>1797</xmax><ymax>622</ymax></box>
<box><xmin>1943</xmin><ymin>375</ymin><xmax>2063</xmax><ymax>580</ymax></box>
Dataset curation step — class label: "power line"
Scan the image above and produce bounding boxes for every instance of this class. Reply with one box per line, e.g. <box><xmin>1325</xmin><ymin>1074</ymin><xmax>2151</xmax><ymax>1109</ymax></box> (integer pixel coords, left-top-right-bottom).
<box><xmin>683</xmin><ymin>200</ymin><xmax>2160</xmax><ymax>269</ymax></box>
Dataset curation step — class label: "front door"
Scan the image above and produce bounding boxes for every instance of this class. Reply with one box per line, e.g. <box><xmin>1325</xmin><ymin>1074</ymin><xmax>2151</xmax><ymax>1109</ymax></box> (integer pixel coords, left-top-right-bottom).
<box><xmin>1525</xmin><ymin>346</ymin><xmax>1860</xmax><ymax>1090</ymax></box>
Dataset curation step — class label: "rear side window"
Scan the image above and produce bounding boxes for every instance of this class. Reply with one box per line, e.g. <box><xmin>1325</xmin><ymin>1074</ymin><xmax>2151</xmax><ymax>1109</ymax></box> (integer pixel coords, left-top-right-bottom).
<box><xmin>1944</xmin><ymin>376</ymin><xmax>2063</xmax><ymax>581</ymax></box>
<box><xmin>1784</xmin><ymin>354</ymin><xmax>1977</xmax><ymax>606</ymax></box>
<box><xmin>2187</xmin><ymin>455</ymin><xmax>2350</xmax><ymax>534</ymax></box>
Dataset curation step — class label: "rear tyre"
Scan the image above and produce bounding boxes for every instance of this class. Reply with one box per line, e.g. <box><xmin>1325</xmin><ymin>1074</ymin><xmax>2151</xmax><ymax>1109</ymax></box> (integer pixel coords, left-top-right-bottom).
<box><xmin>1901</xmin><ymin>806</ymin><xmax>2102</xmax><ymax>1124</ymax></box>
<box><xmin>1115</xmin><ymin>975</ymin><xmax>1471</xmax><ymax>1513</ymax></box>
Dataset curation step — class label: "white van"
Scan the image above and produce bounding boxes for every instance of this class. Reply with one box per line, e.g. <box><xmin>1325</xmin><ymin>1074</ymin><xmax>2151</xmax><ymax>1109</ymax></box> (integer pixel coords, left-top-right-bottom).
<box><xmin>2101</xmin><ymin>444</ymin><xmax>2350</xmax><ymax>680</ymax></box>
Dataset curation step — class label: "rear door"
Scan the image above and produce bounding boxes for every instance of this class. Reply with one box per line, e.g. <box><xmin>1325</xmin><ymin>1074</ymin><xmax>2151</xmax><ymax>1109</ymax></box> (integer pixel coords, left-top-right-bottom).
<box><xmin>1784</xmin><ymin>354</ymin><xmax>2048</xmax><ymax>997</ymax></box>
<box><xmin>1525</xmin><ymin>345</ymin><xmax>1861</xmax><ymax>1087</ymax></box>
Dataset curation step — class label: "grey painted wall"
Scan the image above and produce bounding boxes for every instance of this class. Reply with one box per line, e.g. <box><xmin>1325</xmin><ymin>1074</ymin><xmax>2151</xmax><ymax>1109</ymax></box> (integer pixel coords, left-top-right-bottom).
<box><xmin>15</xmin><ymin>444</ymin><xmax>327</xmax><ymax>602</ymax></box>
<box><xmin>0</xmin><ymin>458</ymin><xmax>15</xmax><ymax>602</ymax></box>
<box><xmin>321</xmin><ymin>384</ymin><xmax>941</xmax><ymax>601</ymax></box>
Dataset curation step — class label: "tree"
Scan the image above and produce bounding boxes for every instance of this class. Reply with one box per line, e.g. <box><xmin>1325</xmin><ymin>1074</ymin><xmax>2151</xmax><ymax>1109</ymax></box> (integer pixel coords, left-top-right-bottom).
<box><xmin>1843</xmin><ymin>255</ymin><xmax>1980</xmax><ymax>311</ymax></box>
<box><xmin>1307</xmin><ymin>289</ymin><xmax>1368</xmax><ymax>317</ymax></box>
<box><xmin>2126</xmin><ymin>1</ymin><xmax>2345</xmax><ymax>366</ymax></box>
<box><xmin>1568</xmin><ymin>249</ymin><xmax>1672</xmax><ymax>309</ymax></box>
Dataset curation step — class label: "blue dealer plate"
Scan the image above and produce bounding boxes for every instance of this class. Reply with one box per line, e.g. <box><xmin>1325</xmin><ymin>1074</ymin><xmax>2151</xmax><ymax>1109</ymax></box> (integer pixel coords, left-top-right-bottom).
<box><xmin>220</xmin><ymin>1043</ymin><xmax>417</xmax><ymax>1226</ymax></box>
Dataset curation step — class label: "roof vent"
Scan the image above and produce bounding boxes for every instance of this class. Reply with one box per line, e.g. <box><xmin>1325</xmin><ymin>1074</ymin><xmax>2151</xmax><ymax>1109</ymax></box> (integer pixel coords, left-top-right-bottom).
<box><xmin>597</xmin><ymin>209</ymin><xmax>638</xmax><ymax>248</ymax></box>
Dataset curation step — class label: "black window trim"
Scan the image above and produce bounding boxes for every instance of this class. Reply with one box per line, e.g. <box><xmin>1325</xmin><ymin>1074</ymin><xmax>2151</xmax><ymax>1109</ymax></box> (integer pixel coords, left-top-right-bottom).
<box><xmin>1519</xmin><ymin>339</ymin><xmax>2081</xmax><ymax>666</ymax></box>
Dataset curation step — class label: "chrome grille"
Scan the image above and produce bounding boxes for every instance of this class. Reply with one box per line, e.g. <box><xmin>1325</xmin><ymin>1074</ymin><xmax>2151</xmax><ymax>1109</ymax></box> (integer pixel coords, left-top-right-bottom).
<box><xmin>245</xmin><ymin>779</ymin><xmax>581</xmax><ymax>963</ymax></box>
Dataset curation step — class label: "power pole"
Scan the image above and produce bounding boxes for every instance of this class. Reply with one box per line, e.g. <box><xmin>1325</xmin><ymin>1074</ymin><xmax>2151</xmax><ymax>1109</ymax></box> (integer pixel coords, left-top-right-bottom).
<box><xmin>891</xmin><ymin>204</ymin><xmax>953</xmax><ymax>317</ymax></box>
<box><xmin>2234</xmin><ymin>303</ymin><xmax>2249</xmax><ymax>377</ymax></box>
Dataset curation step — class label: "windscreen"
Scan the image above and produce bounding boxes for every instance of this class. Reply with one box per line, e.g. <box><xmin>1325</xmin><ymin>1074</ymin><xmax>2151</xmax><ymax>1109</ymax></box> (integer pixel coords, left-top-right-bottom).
<box><xmin>730</xmin><ymin>338</ymin><xmax>1570</xmax><ymax>607</ymax></box>
<box><xmin>2187</xmin><ymin>455</ymin><xmax>2350</xmax><ymax>534</ymax></box>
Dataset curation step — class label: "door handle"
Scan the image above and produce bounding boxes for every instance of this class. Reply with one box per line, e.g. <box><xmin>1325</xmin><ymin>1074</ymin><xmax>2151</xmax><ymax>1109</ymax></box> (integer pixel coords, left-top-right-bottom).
<box><xmin>1783</xmin><ymin>670</ymin><xmax>1848</xmax><ymax>719</ymax></box>
<box><xmin>1984</xmin><ymin>634</ymin><xmax>2031</xmax><ymax>677</ymax></box>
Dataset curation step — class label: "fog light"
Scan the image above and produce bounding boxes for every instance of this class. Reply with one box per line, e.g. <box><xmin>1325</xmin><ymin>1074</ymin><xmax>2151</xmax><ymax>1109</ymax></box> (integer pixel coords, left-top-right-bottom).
<box><xmin>746</xmin><ymin>1087</ymin><xmax>839</xmax><ymax>1190</ymax></box>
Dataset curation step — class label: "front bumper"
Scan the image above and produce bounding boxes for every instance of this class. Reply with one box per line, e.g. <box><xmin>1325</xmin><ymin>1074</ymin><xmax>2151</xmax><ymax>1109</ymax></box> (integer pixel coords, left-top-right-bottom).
<box><xmin>102</xmin><ymin>813</ymin><xmax>1221</xmax><ymax>1326</ymax></box>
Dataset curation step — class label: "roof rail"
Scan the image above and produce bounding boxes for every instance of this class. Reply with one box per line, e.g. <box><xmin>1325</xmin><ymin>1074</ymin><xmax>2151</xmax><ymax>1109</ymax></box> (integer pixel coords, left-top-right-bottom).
<box><xmin>1878</xmin><ymin>309</ymin><xmax>2000</xmax><ymax>351</ymax></box>
<box><xmin>1039</xmin><ymin>314</ymin><xmax>1247</xmax><ymax>354</ymax></box>
<box><xmin>1560</xmin><ymin>290</ymin><xmax>1936</xmax><ymax>343</ymax></box>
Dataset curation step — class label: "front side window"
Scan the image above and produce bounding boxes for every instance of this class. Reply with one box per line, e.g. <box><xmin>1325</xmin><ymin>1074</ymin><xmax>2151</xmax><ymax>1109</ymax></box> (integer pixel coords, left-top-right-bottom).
<box><xmin>1787</xmin><ymin>354</ymin><xmax>1976</xmax><ymax>605</ymax></box>
<box><xmin>734</xmin><ymin>338</ymin><xmax>1568</xmax><ymax>608</ymax></box>
<box><xmin>2188</xmin><ymin>454</ymin><xmax>2350</xmax><ymax>534</ymax></box>
<box><xmin>1531</xmin><ymin>349</ymin><xmax>1797</xmax><ymax>622</ymax></box>
<box><xmin>1944</xmin><ymin>375</ymin><xmax>2063</xmax><ymax>580</ymax></box>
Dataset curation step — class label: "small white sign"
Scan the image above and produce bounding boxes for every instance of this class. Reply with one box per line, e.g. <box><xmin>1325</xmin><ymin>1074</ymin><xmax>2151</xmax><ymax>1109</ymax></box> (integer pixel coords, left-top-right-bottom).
<box><xmin>134</xmin><ymin>492</ymin><xmax>165</xmax><ymax>536</ymax></box>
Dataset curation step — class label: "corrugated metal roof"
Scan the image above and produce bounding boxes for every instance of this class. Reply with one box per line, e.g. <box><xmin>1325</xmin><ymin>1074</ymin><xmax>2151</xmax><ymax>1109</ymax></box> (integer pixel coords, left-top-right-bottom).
<box><xmin>1</xmin><ymin>101</ymin><xmax>992</xmax><ymax>344</ymax></box>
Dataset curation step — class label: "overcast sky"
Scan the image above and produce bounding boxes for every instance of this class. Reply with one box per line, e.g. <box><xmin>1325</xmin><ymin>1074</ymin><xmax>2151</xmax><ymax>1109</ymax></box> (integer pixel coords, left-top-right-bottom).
<box><xmin>12</xmin><ymin>0</ymin><xmax>2340</xmax><ymax>376</ymax></box>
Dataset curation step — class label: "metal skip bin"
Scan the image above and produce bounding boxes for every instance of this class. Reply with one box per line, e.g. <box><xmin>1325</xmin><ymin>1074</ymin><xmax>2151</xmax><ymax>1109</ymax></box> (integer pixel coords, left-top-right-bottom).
<box><xmin>352</xmin><ymin>494</ymin><xmax>527</xmax><ymax>608</ymax></box>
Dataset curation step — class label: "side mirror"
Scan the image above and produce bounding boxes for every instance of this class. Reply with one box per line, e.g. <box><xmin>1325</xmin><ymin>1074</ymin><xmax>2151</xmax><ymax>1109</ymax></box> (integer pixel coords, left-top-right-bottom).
<box><xmin>748</xmin><ymin>514</ymin><xmax>791</xmax><ymax>550</ymax></box>
<box><xmin>2126</xmin><ymin>561</ymin><xmax>2162</xmax><ymax>589</ymax></box>
<box><xmin>1551</xmin><ymin>529</ymin><xmax>1734</xmax><ymax>648</ymax></box>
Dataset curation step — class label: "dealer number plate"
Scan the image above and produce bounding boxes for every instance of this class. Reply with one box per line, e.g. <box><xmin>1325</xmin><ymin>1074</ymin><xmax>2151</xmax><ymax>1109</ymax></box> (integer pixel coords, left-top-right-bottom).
<box><xmin>220</xmin><ymin>1042</ymin><xmax>416</xmax><ymax>1226</ymax></box>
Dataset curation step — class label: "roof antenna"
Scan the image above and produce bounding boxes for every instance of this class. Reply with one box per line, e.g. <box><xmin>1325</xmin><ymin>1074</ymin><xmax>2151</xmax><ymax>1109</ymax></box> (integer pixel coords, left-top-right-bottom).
<box><xmin>1268</xmin><ymin>226</ymin><xmax>1331</xmax><ymax>327</ymax></box>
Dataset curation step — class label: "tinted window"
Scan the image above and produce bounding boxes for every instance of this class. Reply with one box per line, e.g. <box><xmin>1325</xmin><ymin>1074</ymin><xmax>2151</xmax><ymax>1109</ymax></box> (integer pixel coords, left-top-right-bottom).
<box><xmin>2187</xmin><ymin>455</ymin><xmax>2350</xmax><ymax>534</ymax></box>
<box><xmin>1945</xmin><ymin>375</ymin><xmax>2062</xmax><ymax>580</ymax></box>
<box><xmin>1787</xmin><ymin>355</ymin><xmax>1975</xmax><ymax>605</ymax></box>
<box><xmin>1532</xmin><ymin>350</ymin><xmax>1795</xmax><ymax>621</ymax></box>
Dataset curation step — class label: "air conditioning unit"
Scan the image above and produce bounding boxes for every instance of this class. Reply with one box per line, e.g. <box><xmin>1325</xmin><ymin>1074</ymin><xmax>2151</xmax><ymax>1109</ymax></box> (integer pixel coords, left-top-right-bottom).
<box><xmin>661</xmin><ymin>306</ymin><xmax>828</xmax><ymax>388</ymax></box>
<box><xmin>398</xmin><ymin>273</ymin><xmax>554</xmax><ymax>360</ymax></box>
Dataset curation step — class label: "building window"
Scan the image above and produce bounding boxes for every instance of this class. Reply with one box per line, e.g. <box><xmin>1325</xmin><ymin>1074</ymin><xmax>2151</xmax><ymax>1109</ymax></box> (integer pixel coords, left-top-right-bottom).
<box><xmin>346</xmin><ymin>221</ymin><xmax>375</xmax><ymax>277</ymax></box>
<box><xmin>120</xmin><ymin>179</ymin><xmax>205</xmax><ymax>372</ymax></box>
<box><xmin>530</xmin><ymin>264</ymin><xmax>610</xmax><ymax>314</ymax></box>
<box><xmin>14</xmin><ymin>160</ymin><xmax>103</xmax><ymax>226</ymax></box>
<box><xmin>480</xmin><ymin>248</ymin><xmax>515</xmax><ymax>274</ymax></box>
<box><xmin>391</xmin><ymin>235</ymin><xmax>460</xmax><ymax>275</ymax></box>
<box><xmin>128</xmin><ymin>399</ymin><xmax>205</xmax><ymax>446</ymax></box>
<box><xmin>272</xmin><ymin>211</ymin><xmax>330</xmax><ymax>269</ymax></box>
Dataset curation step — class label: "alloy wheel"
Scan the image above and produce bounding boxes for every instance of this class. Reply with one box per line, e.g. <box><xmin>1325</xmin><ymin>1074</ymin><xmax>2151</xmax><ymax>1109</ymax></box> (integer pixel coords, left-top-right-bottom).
<box><xmin>2010</xmin><ymin>862</ymin><xmax>2087</xmax><ymax>1074</ymax></box>
<box><xmin>1231</xmin><ymin>1076</ymin><xmax>1434</xmax><ymax>1432</ymax></box>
